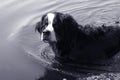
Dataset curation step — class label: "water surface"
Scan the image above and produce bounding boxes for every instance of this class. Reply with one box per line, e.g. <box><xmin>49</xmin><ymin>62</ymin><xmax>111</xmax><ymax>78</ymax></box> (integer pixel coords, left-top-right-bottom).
<box><xmin>1</xmin><ymin>0</ymin><xmax>120</xmax><ymax>80</ymax></box>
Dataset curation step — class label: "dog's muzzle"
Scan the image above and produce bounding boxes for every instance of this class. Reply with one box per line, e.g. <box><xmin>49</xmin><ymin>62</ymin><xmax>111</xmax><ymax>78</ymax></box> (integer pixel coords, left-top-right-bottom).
<box><xmin>42</xmin><ymin>30</ymin><xmax>50</xmax><ymax>42</ymax></box>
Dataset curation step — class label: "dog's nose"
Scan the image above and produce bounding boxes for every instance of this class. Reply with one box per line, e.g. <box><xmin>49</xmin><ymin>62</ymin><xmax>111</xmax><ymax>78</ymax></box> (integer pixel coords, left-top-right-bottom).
<box><xmin>43</xmin><ymin>30</ymin><xmax>50</xmax><ymax>35</ymax></box>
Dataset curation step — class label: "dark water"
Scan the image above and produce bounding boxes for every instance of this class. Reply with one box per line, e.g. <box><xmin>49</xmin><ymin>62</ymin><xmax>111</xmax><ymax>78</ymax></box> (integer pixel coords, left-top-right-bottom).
<box><xmin>1</xmin><ymin>0</ymin><xmax>120</xmax><ymax>80</ymax></box>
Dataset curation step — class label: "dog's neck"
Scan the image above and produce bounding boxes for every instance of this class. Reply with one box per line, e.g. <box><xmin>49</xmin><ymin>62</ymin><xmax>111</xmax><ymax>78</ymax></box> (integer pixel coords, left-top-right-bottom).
<box><xmin>48</xmin><ymin>25</ymin><xmax>88</xmax><ymax>58</ymax></box>
<box><xmin>48</xmin><ymin>41</ymin><xmax>59</xmax><ymax>57</ymax></box>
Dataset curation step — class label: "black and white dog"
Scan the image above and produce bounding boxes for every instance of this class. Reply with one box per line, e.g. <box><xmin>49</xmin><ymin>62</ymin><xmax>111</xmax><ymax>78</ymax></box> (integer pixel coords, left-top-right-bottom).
<box><xmin>35</xmin><ymin>12</ymin><xmax>120</xmax><ymax>63</ymax></box>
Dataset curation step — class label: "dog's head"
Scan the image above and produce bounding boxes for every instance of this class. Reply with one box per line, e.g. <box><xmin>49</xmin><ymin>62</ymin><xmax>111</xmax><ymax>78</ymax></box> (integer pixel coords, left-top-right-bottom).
<box><xmin>35</xmin><ymin>12</ymin><xmax>78</xmax><ymax>43</ymax></box>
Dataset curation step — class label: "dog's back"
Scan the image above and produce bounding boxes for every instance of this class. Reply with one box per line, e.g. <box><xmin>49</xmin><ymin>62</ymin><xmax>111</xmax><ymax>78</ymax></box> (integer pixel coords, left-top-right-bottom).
<box><xmin>68</xmin><ymin>24</ymin><xmax>120</xmax><ymax>63</ymax></box>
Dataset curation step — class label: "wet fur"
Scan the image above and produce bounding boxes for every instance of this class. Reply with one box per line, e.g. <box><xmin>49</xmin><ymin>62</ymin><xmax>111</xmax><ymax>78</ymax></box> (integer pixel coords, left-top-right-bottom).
<box><xmin>36</xmin><ymin>12</ymin><xmax>120</xmax><ymax>64</ymax></box>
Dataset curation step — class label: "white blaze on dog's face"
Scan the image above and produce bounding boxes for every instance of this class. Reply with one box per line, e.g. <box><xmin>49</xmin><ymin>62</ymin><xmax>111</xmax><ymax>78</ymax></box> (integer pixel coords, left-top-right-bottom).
<box><xmin>41</xmin><ymin>13</ymin><xmax>57</xmax><ymax>42</ymax></box>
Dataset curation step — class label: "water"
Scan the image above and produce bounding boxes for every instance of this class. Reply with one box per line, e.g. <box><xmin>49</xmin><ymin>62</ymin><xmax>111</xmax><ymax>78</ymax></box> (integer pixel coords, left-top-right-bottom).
<box><xmin>1</xmin><ymin>0</ymin><xmax>120</xmax><ymax>80</ymax></box>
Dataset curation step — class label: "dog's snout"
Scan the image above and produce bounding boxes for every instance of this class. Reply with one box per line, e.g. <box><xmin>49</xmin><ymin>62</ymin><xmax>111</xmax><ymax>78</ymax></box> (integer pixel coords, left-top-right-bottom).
<box><xmin>43</xmin><ymin>30</ymin><xmax>50</xmax><ymax>35</ymax></box>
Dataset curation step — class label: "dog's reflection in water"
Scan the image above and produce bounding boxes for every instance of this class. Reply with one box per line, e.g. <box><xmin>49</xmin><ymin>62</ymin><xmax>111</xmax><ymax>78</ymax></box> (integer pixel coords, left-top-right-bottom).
<box><xmin>38</xmin><ymin>69</ymin><xmax>76</xmax><ymax>80</ymax></box>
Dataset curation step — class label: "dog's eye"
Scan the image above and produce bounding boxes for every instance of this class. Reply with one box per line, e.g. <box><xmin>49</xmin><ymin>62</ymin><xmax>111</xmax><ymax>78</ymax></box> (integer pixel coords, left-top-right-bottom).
<box><xmin>43</xmin><ymin>19</ymin><xmax>48</xmax><ymax>26</ymax></box>
<box><xmin>53</xmin><ymin>21</ymin><xmax>58</xmax><ymax>26</ymax></box>
<box><xmin>53</xmin><ymin>23</ymin><xmax>58</xmax><ymax>29</ymax></box>
<box><xmin>44</xmin><ymin>21</ymin><xmax>48</xmax><ymax>26</ymax></box>
<box><xmin>53</xmin><ymin>22</ymin><xmax>56</xmax><ymax>26</ymax></box>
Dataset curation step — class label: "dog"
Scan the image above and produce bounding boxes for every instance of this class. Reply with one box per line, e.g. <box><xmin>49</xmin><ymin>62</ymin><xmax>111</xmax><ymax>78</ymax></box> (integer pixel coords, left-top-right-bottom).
<box><xmin>35</xmin><ymin>12</ymin><xmax>120</xmax><ymax>64</ymax></box>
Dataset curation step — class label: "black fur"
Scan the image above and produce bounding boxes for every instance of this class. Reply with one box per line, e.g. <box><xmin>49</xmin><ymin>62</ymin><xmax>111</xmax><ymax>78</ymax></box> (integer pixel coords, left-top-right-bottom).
<box><xmin>36</xmin><ymin>12</ymin><xmax>120</xmax><ymax>64</ymax></box>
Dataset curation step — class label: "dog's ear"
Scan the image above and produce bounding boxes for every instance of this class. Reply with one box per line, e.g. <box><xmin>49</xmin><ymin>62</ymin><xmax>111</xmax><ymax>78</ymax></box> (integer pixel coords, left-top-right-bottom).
<box><xmin>35</xmin><ymin>14</ymin><xmax>46</xmax><ymax>34</ymax></box>
<box><xmin>35</xmin><ymin>21</ymin><xmax>42</xmax><ymax>34</ymax></box>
